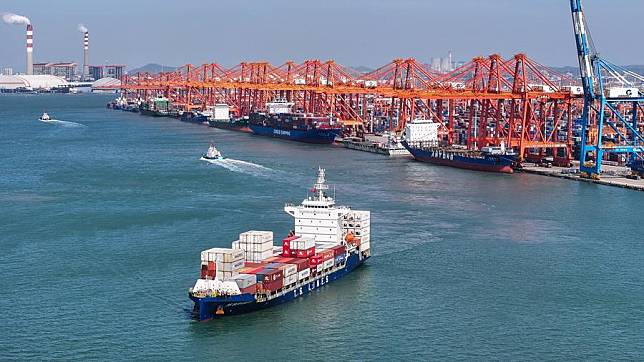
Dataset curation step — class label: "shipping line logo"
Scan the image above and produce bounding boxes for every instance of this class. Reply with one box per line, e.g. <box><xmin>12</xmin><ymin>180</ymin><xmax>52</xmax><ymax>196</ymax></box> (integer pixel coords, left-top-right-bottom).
<box><xmin>273</xmin><ymin>129</ymin><xmax>291</xmax><ymax>136</ymax></box>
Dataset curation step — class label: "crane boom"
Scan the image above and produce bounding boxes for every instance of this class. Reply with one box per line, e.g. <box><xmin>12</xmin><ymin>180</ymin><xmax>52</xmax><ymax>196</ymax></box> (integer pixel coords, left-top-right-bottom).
<box><xmin>569</xmin><ymin>0</ymin><xmax>595</xmax><ymax>100</ymax></box>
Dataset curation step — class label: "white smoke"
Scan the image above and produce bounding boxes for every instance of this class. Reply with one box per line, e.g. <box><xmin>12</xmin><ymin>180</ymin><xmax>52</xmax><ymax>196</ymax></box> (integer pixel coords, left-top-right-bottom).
<box><xmin>78</xmin><ymin>23</ymin><xmax>87</xmax><ymax>33</ymax></box>
<box><xmin>2</xmin><ymin>12</ymin><xmax>31</xmax><ymax>25</ymax></box>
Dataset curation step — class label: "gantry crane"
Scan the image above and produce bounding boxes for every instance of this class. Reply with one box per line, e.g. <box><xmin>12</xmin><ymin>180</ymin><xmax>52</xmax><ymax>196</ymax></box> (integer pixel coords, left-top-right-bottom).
<box><xmin>570</xmin><ymin>0</ymin><xmax>644</xmax><ymax>178</ymax></box>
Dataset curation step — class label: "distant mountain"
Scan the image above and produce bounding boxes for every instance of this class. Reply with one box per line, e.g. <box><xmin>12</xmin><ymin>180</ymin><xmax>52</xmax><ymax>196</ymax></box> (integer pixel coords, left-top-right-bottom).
<box><xmin>128</xmin><ymin>63</ymin><xmax>177</xmax><ymax>74</ymax></box>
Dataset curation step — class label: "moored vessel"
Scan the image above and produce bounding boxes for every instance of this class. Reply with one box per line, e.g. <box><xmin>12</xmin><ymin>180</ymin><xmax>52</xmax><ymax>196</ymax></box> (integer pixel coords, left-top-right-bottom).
<box><xmin>207</xmin><ymin>104</ymin><xmax>252</xmax><ymax>133</ymax></box>
<box><xmin>248</xmin><ymin>99</ymin><xmax>342</xmax><ymax>144</ymax></box>
<box><xmin>401</xmin><ymin>119</ymin><xmax>517</xmax><ymax>173</ymax></box>
<box><xmin>188</xmin><ymin>168</ymin><xmax>371</xmax><ymax>320</ymax></box>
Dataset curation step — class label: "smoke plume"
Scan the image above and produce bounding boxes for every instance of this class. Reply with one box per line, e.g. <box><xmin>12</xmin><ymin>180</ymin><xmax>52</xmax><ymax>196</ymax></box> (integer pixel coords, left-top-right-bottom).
<box><xmin>2</xmin><ymin>12</ymin><xmax>30</xmax><ymax>25</ymax></box>
<box><xmin>78</xmin><ymin>23</ymin><xmax>88</xmax><ymax>33</ymax></box>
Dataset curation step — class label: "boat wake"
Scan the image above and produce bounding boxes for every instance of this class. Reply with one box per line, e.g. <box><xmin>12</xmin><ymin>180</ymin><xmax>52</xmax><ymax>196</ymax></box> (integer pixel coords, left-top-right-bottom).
<box><xmin>39</xmin><ymin>119</ymin><xmax>86</xmax><ymax>128</ymax></box>
<box><xmin>201</xmin><ymin>157</ymin><xmax>273</xmax><ymax>176</ymax></box>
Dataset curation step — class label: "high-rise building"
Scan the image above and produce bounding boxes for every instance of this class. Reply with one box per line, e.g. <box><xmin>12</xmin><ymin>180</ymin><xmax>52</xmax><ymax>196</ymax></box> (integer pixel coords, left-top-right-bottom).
<box><xmin>89</xmin><ymin>64</ymin><xmax>125</xmax><ymax>80</ymax></box>
<box><xmin>2</xmin><ymin>67</ymin><xmax>14</xmax><ymax>76</ymax></box>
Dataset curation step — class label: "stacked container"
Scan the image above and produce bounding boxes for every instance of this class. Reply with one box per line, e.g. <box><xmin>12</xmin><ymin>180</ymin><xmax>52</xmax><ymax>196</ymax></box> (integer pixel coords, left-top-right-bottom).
<box><xmin>342</xmin><ymin>210</ymin><xmax>370</xmax><ymax>252</ymax></box>
<box><xmin>234</xmin><ymin>231</ymin><xmax>274</xmax><ymax>262</ymax></box>
<box><xmin>200</xmin><ymin>248</ymin><xmax>245</xmax><ymax>280</ymax></box>
<box><xmin>227</xmin><ymin>273</ymin><xmax>257</xmax><ymax>294</ymax></box>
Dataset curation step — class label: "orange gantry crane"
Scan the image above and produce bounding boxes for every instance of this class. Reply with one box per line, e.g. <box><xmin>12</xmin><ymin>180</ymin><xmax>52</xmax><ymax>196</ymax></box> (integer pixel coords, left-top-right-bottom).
<box><xmin>119</xmin><ymin>54</ymin><xmax>582</xmax><ymax>163</ymax></box>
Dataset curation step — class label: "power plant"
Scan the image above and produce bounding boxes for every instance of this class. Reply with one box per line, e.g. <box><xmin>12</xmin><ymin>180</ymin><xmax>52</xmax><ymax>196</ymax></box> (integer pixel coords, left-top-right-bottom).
<box><xmin>79</xmin><ymin>24</ymin><xmax>90</xmax><ymax>80</ymax></box>
<box><xmin>26</xmin><ymin>23</ymin><xmax>33</xmax><ymax>75</ymax></box>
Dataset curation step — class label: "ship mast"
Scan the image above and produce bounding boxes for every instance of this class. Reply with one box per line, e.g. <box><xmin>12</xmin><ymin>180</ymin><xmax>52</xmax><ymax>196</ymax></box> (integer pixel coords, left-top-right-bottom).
<box><xmin>313</xmin><ymin>167</ymin><xmax>329</xmax><ymax>201</ymax></box>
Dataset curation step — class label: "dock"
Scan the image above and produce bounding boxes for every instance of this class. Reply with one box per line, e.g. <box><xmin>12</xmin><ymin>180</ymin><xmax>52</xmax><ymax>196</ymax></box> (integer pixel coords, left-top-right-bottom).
<box><xmin>520</xmin><ymin>163</ymin><xmax>644</xmax><ymax>191</ymax></box>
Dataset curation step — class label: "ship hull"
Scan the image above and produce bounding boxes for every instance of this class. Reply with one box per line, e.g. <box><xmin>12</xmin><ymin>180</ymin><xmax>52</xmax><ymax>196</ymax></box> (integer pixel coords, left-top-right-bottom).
<box><xmin>180</xmin><ymin>113</ymin><xmax>208</xmax><ymax>124</ymax></box>
<box><xmin>402</xmin><ymin>141</ymin><xmax>515</xmax><ymax>173</ymax></box>
<box><xmin>249</xmin><ymin>125</ymin><xmax>340</xmax><ymax>144</ymax></box>
<box><xmin>208</xmin><ymin>120</ymin><xmax>252</xmax><ymax>133</ymax></box>
<box><xmin>190</xmin><ymin>253</ymin><xmax>367</xmax><ymax>321</ymax></box>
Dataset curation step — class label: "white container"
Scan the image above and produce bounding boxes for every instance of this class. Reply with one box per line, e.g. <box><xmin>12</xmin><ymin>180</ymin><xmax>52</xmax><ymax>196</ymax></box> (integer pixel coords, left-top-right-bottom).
<box><xmin>281</xmin><ymin>264</ymin><xmax>297</xmax><ymax>276</ymax></box>
<box><xmin>228</xmin><ymin>273</ymin><xmax>256</xmax><ymax>289</ymax></box>
<box><xmin>298</xmin><ymin>268</ymin><xmax>310</xmax><ymax>280</ymax></box>
<box><xmin>245</xmin><ymin>249</ymin><xmax>274</xmax><ymax>262</ymax></box>
<box><xmin>364</xmin><ymin>80</ymin><xmax>377</xmax><ymax>88</ymax></box>
<box><xmin>316</xmin><ymin>264</ymin><xmax>324</xmax><ymax>273</ymax></box>
<box><xmin>292</xmin><ymin>236</ymin><xmax>315</xmax><ymax>250</ymax></box>
<box><xmin>239</xmin><ymin>230</ymin><xmax>273</xmax><ymax>244</ymax></box>
<box><xmin>294</xmin><ymin>78</ymin><xmax>306</xmax><ymax>85</ymax></box>
<box><xmin>608</xmin><ymin>87</ymin><xmax>639</xmax><ymax>98</ymax></box>
<box><xmin>216</xmin><ymin>270</ymin><xmax>239</xmax><ymax>280</ymax></box>
<box><xmin>283</xmin><ymin>274</ymin><xmax>298</xmax><ymax>287</ymax></box>
<box><xmin>217</xmin><ymin>259</ymin><xmax>244</xmax><ymax>272</ymax></box>
<box><xmin>201</xmin><ymin>248</ymin><xmax>245</xmax><ymax>263</ymax></box>
<box><xmin>562</xmin><ymin>85</ymin><xmax>584</xmax><ymax>95</ymax></box>
<box><xmin>323</xmin><ymin>259</ymin><xmax>334</xmax><ymax>269</ymax></box>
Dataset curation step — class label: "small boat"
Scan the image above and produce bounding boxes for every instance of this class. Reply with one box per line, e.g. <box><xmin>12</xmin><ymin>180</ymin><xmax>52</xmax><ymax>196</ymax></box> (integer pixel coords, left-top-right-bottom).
<box><xmin>39</xmin><ymin>112</ymin><xmax>51</xmax><ymax>121</ymax></box>
<box><xmin>201</xmin><ymin>143</ymin><xmax>223</xmax><ymax>160</ymax></box>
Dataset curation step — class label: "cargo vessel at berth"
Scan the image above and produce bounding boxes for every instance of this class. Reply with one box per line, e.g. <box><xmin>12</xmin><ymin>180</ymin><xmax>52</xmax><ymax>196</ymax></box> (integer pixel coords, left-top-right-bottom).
<box><xmin>188</xmin><ymin>168</ymin><xmax>371</xmax><ymax>321</ymax></box>
<box><xmin>248</xmin><ymin>99</ymin><xmax>342</xmax><ymax>144</ymax></box>
<box><xmin>205</xmin><ymin>103</ymin><xmax>251</xmax><ymax>132</ymax></box>
<box><xmin>401</xmin><ymin>119</ymin><xmax>517</xmax><ymax>173</ymax></box>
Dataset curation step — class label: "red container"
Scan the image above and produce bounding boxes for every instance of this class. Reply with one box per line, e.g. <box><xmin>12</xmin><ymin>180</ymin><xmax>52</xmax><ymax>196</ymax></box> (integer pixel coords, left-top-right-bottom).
<box><xmin>200</xmin><ymin>264</ymin><xmax>208</xmax><ymax>279</ymax></box>
<box><xmin>282</xmin><ymin>244</ymin><xmax>291</xmax><ymax>257</ymax></box>
<box><xmin>262</xmin><ymin>279</ymin><xmax>283</xmax><ymax>291</ymax></box>
<box><xmin>264</xmin><ymin>256</ymin><xmax>283</xmax><ymax>263</ymax></box>
<box><xmin>244</xmin><ymin>262</ymin><xmax>264</xmax><ymax>268</ymax></box>
<box><xmin>240</xmin><ymin>284</ymin><xmax>257</xmax><ymax>294</ymax></box>
<box><xmin>282</xmin><ymin>235</ymin><xmax>300</xmax><ymax>249</ymax></box>
<box><xmin>257</xmin><ymin>269</ymin><xmax>283</xmax><ymax>283</ymax></box>
<box><xmin>239</xmin><ymin>266</ymin><xmax>265</xmax><ymax>275</ymax></box>
<box><xmin>331</xmin><ymin>245</ymin><xmax>347</xmax><ymax>256</ymax></box>
<box><xmin>207</xmin><ymin>261</ymin><xmax>216</xmax><ymax>271</ymax></box>
<box><xmin>309</xmin><ymin>253</ymin><xmax>324</xmax><ymax>266</ymax></box>
<box><xmin>322</xmin><ymin>250</ymin><xmax>334</xmax><ymax>260</ymax></box>
<box><xmin>306</xmin><ymin>247</ymin><xmax>316</xmax><ymax>257</ymax></box>
<box><xmin>289</xmin><ymin>258</ymin><xmax>310</xmax><ymax>271</ymax></box>
<box><xmin>277</xmin><ymin>257</ymin><xmax>296</xmax><ymax>263</ymax></box>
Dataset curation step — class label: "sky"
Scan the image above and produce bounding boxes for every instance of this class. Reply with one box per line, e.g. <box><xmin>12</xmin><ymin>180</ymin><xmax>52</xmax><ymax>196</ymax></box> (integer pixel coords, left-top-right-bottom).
<box><xmin>1</xmin><ymin>0</ymin><xmax>643</xmax><ymax>72</ymax></box>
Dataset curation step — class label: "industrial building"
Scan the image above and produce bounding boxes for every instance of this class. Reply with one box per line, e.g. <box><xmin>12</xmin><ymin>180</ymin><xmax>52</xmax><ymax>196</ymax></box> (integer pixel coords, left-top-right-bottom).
<box><xmin>0</xmin><ymin>74</ymin><xmax>68</xmax><ymax>91</ymax></box>
<box><xmin>33</xmin><ymin>62</ymin><xmax>77</xmax><ymax>80</ymax></box>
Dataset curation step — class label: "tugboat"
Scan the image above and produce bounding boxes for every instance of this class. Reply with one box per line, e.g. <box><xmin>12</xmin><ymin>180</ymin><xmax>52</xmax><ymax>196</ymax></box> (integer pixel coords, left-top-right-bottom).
<box><xmin>39</xmin><ymin>112</ymin><xmax>51</xmax><ymax>121</ymax></box>
<box><xmin>201</xmin><ymin>143</ymin><xmax>223</xmax><ymax>161</ymax></box>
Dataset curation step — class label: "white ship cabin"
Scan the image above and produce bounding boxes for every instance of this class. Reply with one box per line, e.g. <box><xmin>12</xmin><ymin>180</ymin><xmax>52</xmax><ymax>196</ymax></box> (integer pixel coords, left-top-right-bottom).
<box><xmin>403</xmin><ymin>119</ymin><xmax>440</xmax><ymax>143</ymax></box>
<box><xmin>285</xmin><ymin>168</ymin><xmax>352</xmax><ymax>244</ymax></box>
<box><xmin>213</xmin><ymin>104</ymin><xmax>230</xmax><ymax>120</ymax></box>
<box><xmin>266</xmin><ymin>98</ymin><xmax>294</xmax><ymax>114</ymax></box>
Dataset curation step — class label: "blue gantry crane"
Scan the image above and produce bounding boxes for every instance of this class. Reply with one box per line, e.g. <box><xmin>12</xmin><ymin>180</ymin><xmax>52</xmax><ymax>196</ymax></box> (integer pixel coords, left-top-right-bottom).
<box><xmin>570</xmin><ymin>0</ymin><xmax>644</xmax><ymax>178</ymax></box>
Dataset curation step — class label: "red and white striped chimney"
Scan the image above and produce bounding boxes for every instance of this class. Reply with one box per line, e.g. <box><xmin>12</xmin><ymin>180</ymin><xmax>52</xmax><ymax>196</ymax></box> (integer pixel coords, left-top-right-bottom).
<box><xmin>26</xmin><ymin>24</ymin><xmax>33</xmax><ymax>75</ymax></box>
<box><xmin>83</xmin><ymin>31</ymin><xmax>89</xmax><ymax>79</ymax></box>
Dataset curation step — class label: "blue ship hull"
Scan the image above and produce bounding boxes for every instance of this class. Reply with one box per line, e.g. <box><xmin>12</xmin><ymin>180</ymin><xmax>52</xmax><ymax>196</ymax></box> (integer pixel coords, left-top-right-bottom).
<box><xmin>190</xmin><ymin>253</ymin><xmax>367</xmax><ymax>321</ymax></box>
<box><xmin>249</xmin><ymin>125</ymin><xmax>340</xmax><ymax>144</ymax></box>
<box><xmin>402</xmin><ymin>141</ymin><xmax>515</xmax><ymax>173</ymax></box>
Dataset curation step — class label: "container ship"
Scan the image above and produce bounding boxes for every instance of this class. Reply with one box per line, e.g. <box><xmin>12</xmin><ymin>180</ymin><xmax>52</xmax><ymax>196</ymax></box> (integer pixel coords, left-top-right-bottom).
<box><xmin>248</xmin><ymin>99</ymin><xmax>342</xmax><ymax>144</ymax></box>
<box><xmin>188</xmin><ymin>168</ymin><xmax>371</xmax><ymax>321</ymax></box>
<box><xmin>204</xmin><ymin>103</ymin><xmax>251</xmax><ymax>132</ymax></box>
<box><xmin>401</xmin><ymin>119</ymin><xmax>517</xmax><ymax>173</ymax></box>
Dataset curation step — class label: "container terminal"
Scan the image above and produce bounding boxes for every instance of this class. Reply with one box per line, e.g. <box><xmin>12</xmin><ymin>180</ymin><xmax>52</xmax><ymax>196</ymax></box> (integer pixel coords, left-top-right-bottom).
<box><xmin>107</xmin><ymin>0</ymin><xmax>643</xmax><ymax>188</ymax></box>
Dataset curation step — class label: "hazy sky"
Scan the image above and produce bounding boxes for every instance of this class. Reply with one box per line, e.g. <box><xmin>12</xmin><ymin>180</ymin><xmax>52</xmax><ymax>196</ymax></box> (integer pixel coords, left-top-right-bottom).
<box><xmin>1</xmin><ymin>0</ymin><xmax>642</xmax><ymax>72</ymax></box>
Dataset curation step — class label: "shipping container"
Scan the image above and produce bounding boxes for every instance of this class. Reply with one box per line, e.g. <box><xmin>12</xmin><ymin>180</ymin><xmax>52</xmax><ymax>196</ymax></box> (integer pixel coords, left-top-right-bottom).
<box><xmin>239</xmin><ymin>230</ymin><xmax>273</xmax><ymax>243</ymax></box>
<box><xmin>215</xmin><ymin>270</ymin><xmax>238</xmax><ymax>280</ymax></box>
<box><xmin>255</xmin><ymin>268</ymin><xmax>283</xmax><ymax>283</ymax></box>
<box><xmin>282</xmin><ymin>235</ymin><xmax>300</xmax><ymax>249</ymax></box>
<box><xmin>201</xmin><ymin>248</ymin><xmax>245</xmax><ymax>263</ymax></box>
<box><xmin>288</xmin><ymin>258</ymin><xmax>309</xmax><ymax>271</ymax></box>
<box><xmin>291</xmin><ymin>236</ymin><xmax>315</xmax><ymax>250</ymax></box>
<box><xmin>217</xmin><ymin>259</ymin><xmax>245</xmax><ymax>272</ymax></box>
<box><xmin>334</xmin><ymin>254</ymin><xmax>346</xmax><ymax>265</ymax></box>
<box><xmin>227</xmin><ymin>273</ymin><xmax>257</xmax><ymax>289</ymax></box>
<box><xmin>331</xmin><ymin>245</ymin><xmax>347</xmax><ymax>257</ymax></box>
<box><xmin>316</xmin><ymin>264</ymin><xmax>324</xmax><ymax>273</ymax></box>
<box><xmin>298</xmin><ymin>268</ymin><xmax>310</xmax><ymax>280</ymax></box>
<box><xmin>262</xmin><ymin>279</ymin><xmax>283</xmax><ymax>292</ymax></box>
<box><xmin>323</xmin><ymin>258</ymin><xmax>334</xmax><ymax>269</ymax></box>
<box><xmin>283</xmin><ymin>274</ymin><xmax>298</xmax><ymax>287</ymax></box>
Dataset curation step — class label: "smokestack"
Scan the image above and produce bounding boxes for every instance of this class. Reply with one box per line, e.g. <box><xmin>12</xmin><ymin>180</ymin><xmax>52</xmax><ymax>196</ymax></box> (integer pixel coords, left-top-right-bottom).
<box><xmin>79</xmin><ymin>24</ymin><xmax>89</xmax><ymax>80</ymax></box>
<box><xmin>83</xmin><ymin>32</ymin><xmax>89</xmax><ymax>79</ymax></box>
<box><xmin>26</xmin><ymin>24</ymin><xmax>33</xmax><ymax>75</ymax></box>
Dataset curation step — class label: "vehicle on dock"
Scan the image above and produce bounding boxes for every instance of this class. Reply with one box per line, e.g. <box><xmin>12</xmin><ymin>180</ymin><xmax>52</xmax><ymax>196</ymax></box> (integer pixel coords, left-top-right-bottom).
<box><xmin>188</xmin><ymin>168</ymin><xmax>371</xmax><ymax>321</ymax></box>
<box><xmin>200</xmin><ymin>143</ymin><xmax>223</xmax><ymax>161</ymax></box>
<box><xmin>248</xmin><ymin>99</ymin><xmax>342</xmax><ymax>144</ymax></box>
<box><xmin>401</xmin><ymin>119</ymin><xmax>517</xmax><ymax>173</ymax></box>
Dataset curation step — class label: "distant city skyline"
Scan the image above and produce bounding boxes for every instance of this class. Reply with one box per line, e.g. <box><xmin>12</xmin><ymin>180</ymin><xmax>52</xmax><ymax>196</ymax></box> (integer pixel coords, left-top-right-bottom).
<box><xmin>1</xmin><ymin>0</ymin><xmax>643</xmax><ymax>73</ymax></box>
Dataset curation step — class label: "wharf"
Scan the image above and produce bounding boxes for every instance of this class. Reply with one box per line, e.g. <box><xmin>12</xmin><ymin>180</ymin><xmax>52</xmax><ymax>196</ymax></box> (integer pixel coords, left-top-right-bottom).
<box><xmin>519</xmin><ymin>162</ymin><xmax>644</xmax><ymax>191</ymax></box>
